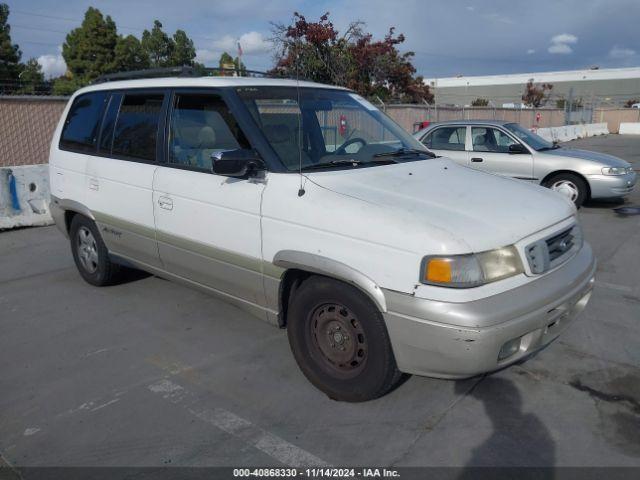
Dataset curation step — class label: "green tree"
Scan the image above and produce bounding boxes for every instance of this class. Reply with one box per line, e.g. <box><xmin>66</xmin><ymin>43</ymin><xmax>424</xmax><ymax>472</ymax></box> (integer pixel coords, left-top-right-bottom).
<box><xmin>171</xmin><ymin>29</ymin><xmax>196</xmax><ymax>66</ymax></box>
<box><xmin>114</xmin><ymin>34</ymin><xmax>150</xmax><ymax>71</ymax></box>
<box><xmin>52</xmin><ymin>76</ymin><xmax>84</xmax><ymax>96</ymax></box>
<box><xmin>142</xmin><ymin>20</ymin><xmax>174</xmax><ymax>67</ymax></box>
<box><xmin>471</xmin><ymin>98</ymin><xmax>489</xmax><ymax>107</ymax></box>
<box><xmin>17</xmin><ymin>58</ymin><xmax>45</xmax><ymax>94</ymax></box>
<box><xmin>56</xmin><ymin>7</ymin><xmax>118</xmax><ymax>90</ymax></box>
<box><xmin>219</xmin><ymin>52</ymin><xmax>234</xmax><ymax>69</ymax></box>
<box><xmin>522</xmin><ymin>79</ymin><xmax>553</xmax><ymax>107</ymax></box>
<box><xmin>0</xmin><ymin>3</ymin><xmax>22</xmax><ymax>94</ymax></box>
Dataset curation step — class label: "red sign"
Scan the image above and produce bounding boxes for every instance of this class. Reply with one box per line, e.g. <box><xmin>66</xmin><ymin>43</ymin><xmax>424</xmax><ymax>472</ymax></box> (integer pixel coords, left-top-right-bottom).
<box><xmin>339</xmin><ymin>115</ymin><xmax>348</xmax><ymax>136</ymax></box>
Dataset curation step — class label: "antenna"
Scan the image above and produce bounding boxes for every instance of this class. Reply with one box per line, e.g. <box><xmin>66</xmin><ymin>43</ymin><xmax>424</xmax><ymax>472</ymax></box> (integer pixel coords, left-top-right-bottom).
<box><xmin>295</xmin><ymin>38</ymin><xmax>306</xmax><ymax>197</ymax></box>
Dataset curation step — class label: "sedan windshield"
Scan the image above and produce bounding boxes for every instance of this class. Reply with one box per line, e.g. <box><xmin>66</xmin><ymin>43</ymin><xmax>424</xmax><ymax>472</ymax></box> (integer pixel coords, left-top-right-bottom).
<box><xmin>504</xmin><ymin>123</ymin><xmax>556</xmax><ymax>151</ymax></box>
<box><xmin>235</xmin><ymin>86</ymin><xmax>432</xmax><ymax>171</ymax></box>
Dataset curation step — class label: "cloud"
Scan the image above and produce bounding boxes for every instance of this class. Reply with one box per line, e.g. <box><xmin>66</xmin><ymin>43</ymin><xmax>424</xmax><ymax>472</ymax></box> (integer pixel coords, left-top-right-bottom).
<box><xmin>481</xmin><ymin>13</ymin><xmax>514</xmax><ymax>24</ymax></box>
<box><xmin>526</xmin><ymin>49</ymin><xmax>536</xmax><ymax>54</ymax></box>
<box><xmin>548</xmin><ymin>32</ymin><xmax>577</xmax><ymax>54</ymax></box>
<box><xmin>548</xmin><ymin>43</ymin><xmax>573</xmax><ymax>54</ymax></box>
<box><xmin>609</xmin><ymin>45</ymin><xmax>636</xmax><ymax>58</ymax></box>
<box><xmin>196</xmin><ymin>31</ymin><xmax>270</xmax><ymax>64</ymax></box>
<box><xmin>37</xmin><ymin>49</ymin><xmax>67</xmax><ymax>79</ymax></box>
<box><xmin>550</xmin><ymin>33</ymin><xmax>577</xmax><ymax>45</ymax></box>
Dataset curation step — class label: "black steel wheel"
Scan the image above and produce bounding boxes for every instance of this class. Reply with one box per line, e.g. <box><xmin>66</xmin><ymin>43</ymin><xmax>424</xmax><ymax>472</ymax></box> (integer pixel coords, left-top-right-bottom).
<box><xmin>287</xmin><ymin>276</ymin><xmax>403</xmax><ymax>402</ymax></box>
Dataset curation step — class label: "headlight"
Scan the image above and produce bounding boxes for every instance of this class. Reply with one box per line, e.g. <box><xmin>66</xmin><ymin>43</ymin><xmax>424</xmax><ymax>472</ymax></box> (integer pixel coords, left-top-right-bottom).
<box><xmin>602</xmin><ymin>167</ymin><xmax>628</xmax><ymax>176</ymax></box>
<box><xmin>420</xmin><ymin>246</ymin><xmax>524</xmax><ymax>288</ymax></box>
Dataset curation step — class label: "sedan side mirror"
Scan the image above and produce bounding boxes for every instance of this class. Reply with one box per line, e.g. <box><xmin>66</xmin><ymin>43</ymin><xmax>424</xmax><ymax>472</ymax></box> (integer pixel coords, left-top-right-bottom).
<box><xmin>508</xmin><ymin>143</ymin><xmax>528</xmax><ymax>154</ymax></box>
<box><xmin>211</xmin><ymin>149</ymin><xmax>264</xmax><ymax>177</ymax></box>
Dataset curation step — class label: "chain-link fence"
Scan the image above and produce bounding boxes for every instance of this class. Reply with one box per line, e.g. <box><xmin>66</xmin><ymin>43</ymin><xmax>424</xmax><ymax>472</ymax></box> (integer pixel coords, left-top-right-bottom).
<box><xmin>2</xmin><ymin>94</ymin><xmax>640</xmax><ymax>168</ymax></box>
<box><xmin>0</xmin><ymin>96</ymin><xmax>67</xmax><ymax>167</ymax></box>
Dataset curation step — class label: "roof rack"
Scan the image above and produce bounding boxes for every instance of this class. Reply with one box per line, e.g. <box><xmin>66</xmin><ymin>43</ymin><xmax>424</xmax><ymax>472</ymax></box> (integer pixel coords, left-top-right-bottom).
<box><xmin>93</xmin><ymin>66</ymin><xmax>272</xmax><ymax>84</ymax></box>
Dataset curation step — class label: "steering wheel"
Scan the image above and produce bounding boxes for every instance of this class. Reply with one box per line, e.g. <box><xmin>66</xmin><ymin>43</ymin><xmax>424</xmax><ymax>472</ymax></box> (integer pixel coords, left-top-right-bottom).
<box><xmin>334</xmin><ymin>137</ymin><xmax>367</xmax><ymax>156</ymax></box>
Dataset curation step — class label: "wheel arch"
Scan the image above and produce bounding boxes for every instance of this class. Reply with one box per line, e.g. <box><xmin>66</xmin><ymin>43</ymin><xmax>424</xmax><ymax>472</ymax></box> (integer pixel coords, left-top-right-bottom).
<box><xmin>541</xmin><ymin>170</ymin><xmax>591</xmax><ymax>200</ymax></box>
<box><xmin>273</xmin><ymin>250</ymin><xmax>388</xmax><ymax>328</ymax></box>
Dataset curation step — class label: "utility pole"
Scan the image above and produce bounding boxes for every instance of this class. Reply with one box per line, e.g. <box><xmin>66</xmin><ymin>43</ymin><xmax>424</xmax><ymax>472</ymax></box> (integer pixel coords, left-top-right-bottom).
<box><xmin>565</xmin><ymin>87</ymin><xmax>574</xmax><ymax>125</ymax></box>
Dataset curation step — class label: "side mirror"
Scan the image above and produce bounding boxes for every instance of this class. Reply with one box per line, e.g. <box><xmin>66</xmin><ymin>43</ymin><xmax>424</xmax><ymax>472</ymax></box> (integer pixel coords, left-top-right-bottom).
<box><xmin>508</xmin><ymin>143</ymin><xmax>528</xmax><ymax>154</ymax></box>
<box><xmin>211</xmin><ymin>149</ymin><xmax>264</xmax><ymax>177</ymax></box>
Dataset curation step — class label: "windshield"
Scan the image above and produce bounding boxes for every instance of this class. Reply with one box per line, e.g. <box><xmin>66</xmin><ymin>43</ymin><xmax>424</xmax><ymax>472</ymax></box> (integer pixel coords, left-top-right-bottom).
<box><xmin>503</xmin><ymin>123</ymin><xmax>555</xmax><ymax>151</ymax></box>
<box><xmin>235</xmin><ymin>86</ymin><xmax>431</xmax><ymax>171</ymax></box>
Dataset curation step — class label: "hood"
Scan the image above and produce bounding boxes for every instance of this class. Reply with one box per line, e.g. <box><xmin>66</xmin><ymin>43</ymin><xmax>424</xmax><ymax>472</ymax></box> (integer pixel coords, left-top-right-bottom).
<box><xmin>307</xmin><ymin>158</ymin><xmax>575</xmax><ymax>253</ymax></box>
<box><xmin>544</xmin><ymin>147</ymin><xmax>630</xmax><ymax>167</ymax></box>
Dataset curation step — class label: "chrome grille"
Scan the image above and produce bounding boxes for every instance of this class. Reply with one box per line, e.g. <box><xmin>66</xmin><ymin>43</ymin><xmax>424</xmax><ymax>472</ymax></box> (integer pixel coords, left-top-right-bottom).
<box><xmin>546</xmin><ymin>228</ymin><xmax>574</xmax><ymax>263</ymax></box>
<box><xmin>525</xmin><ymin>224</ymin><xmax>582</xmax><ymax>275</ymax></box>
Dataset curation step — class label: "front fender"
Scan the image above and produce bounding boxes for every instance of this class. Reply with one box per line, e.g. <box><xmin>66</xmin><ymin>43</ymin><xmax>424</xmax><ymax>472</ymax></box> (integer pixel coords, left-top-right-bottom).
<box><xmin>273</xmin><ymin>250</ymin><xmax>387</xmax><ymax>312</ymax></box>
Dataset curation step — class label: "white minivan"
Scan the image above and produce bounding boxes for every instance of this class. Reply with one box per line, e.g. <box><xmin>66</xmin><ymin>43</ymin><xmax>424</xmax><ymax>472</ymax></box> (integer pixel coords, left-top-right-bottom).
<box><xmin>49</xmin><ymin>74</ymin><xmax>595</xmax><ymax>401</ymax></box>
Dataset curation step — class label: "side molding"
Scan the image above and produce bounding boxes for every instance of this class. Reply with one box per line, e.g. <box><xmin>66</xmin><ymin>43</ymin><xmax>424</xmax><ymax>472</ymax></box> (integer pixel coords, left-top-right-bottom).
<box><xmin>272</xmin><ymin>250</ymin><xmax>387</xmax><ymax>312</ymax></box>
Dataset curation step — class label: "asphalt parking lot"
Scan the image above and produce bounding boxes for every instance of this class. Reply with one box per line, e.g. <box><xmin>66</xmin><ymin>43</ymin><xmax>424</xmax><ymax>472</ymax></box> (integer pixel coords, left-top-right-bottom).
<box><xmin>1</xmin><ymin>134</ymin><xmax>639</xmax><ymax>471</ymax></box>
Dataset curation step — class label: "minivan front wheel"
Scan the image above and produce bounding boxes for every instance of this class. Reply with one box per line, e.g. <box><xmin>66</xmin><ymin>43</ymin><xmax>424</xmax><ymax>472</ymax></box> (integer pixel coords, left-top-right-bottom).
<box><xmin>544</xmin><ymin>172</ymin><xmax>588</xmax><ymax>208</ymax></box>
<box><xmin>70</xmin><ymin>215</ymin><xmax>122</xmax><ymax>286</ymax></box>
<box><xmin>287</xmin><ymin>276</ymin><xmax>402</xmax><ymax>402</ymax></box>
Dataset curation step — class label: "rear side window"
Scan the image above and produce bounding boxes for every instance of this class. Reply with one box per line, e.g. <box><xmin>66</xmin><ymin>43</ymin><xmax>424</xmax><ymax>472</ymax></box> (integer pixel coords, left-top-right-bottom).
<box><xmin>111</xmin><ymin>93</ymin><xmax>164</xmax><ymax>161</ymax></box>
<box><xmin>427</xmin><ymin>127</ymin><xmax>467</xmax><ymax>151</ymax></box>
<box><xmin>60</xmin><ymin>92</ymin><xmax>108</xmax><ymax>153</ymax></box>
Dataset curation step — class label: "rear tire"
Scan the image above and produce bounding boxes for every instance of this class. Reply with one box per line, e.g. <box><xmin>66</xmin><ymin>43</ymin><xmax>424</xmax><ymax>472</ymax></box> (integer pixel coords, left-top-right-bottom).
<box><xmin>287</xmin><ymin>276</ymin><xmax>403</xmax><ymax>402</ymax></box>
<box><xmin>543</xmin><ymin>172</ymin><xmax>588</xmax><ymax>208</ymax></box>
<box><xmin>70</xmin><ymin>215</ymin><xmax>123</xmax><ymax>286</ymax></box>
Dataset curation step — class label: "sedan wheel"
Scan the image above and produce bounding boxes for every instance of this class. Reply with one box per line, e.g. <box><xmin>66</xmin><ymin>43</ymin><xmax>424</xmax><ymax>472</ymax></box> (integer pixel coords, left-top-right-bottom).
<box><xmin>543</xmin><ymin>172</ymin><xmax>588</xmax><ymax>208</ymax></box>
<box><xmin>550</xmin><ymin>179</ymin><xmax>580</xmax><ymax>203</ymax></box>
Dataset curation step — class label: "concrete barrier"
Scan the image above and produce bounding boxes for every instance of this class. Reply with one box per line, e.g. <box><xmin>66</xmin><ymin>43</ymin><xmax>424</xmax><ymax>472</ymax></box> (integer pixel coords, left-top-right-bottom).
<box><xmin>532</xmin><ymin>123</ymin><xmax>609</xmax><ymax>143</ymax></box>
<box><xmin>619</xmin><ymin>122</ymin><xmax>640</xmax><ymax>135</ymax></box>
<box><xmin>0</xmin><ymin>164</ymin><xmax>53</xmax><ymax>229</ymax></box>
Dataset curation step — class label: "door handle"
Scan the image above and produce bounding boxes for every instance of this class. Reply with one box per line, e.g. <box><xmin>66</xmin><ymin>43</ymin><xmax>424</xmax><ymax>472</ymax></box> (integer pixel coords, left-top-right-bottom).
<box><xmin>158</xmin><ymin>196</ymin><xmax>173</xmax><ymax>210</ymax></box>
<box><xmin>471</xmin><ymin>157</ymin><xmax>484</xmax><ymax>163</ymax></box>
<box><xmin>89</xmin><ymin>178</ymin><xmax>99</xmax><ymax>190</ymax></box>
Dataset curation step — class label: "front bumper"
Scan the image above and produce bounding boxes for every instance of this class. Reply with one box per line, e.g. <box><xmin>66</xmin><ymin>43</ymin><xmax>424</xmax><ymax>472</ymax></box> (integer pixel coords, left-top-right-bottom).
<box><xmin>382</xmin><ymin>242</ymin><xmax>596</xmax><ymax>378</ymax></box>
<box><xmin>587</xmin><ymin>171</ymin><xmax>637</xmax><ymax>198</ymax></box>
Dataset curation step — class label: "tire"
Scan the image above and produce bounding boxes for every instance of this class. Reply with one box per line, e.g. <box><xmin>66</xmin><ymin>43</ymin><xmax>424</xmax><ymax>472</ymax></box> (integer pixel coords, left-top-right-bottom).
<box><xmin>543</xmin><ymin>172</ymin><xmax>588</xmax><ymax>208</ymax></box>
<box><xmin>287</xmin><ymin>276</ymin><xmax>403</xmax><ymax>402</ymax></box>
<box><xmin>69</xmin><ymin>215</ymin><xmax>123</xmax><ymax>286</ymax></box>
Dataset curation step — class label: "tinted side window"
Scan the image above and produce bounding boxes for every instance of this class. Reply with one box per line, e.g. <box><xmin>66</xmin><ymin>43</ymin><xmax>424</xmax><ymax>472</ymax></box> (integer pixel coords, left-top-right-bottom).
<box><xmin>168</xmin><ymin>93</ymin><xmax>250</xmax><ymax>170</ymax></box>
<box><xmin>430</xmin><ymin>127</ymin><xmax>467</xmax><ymax>151</ymax></box>
<box><xmin>421</xmin><ymin>131</ymin><xmax>433</xmax><ymax>148</ymax></box>
<box><xmin>472</xmin><ymin>127</ymin><xmax>518</xmax><ymax>153</ymax></box>
<box><xmin>112</xmin><ymin>93</ymin><xmax>164</xmax><ymax>161</ymax></box>
<box><xmin>60</xmin><ymin>92</ymin><xmax>108</xmax><ymax>153</ymax></box>
<box><xmin>98</xmin><ymin>93</ymin><xmax>122</xmax><ymax>154</ymax></box>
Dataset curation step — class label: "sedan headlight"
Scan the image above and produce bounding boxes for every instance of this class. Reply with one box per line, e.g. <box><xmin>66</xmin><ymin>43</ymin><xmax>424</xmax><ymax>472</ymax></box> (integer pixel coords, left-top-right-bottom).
<box><xmin>420</xmin><ymin>246</ymin><xmax>524</xmax><ymax>288</ymax></box>
<box><xmin>602</xmin><ymin>167</ymin><xmax>630</xmax><ymax>176</ymax></box>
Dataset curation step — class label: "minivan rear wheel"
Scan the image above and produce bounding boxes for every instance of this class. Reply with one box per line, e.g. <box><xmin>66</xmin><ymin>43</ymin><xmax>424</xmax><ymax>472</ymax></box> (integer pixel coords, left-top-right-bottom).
<box><xmin>287</xmin><ymin>276</ymin><xmax>403</xmax><ymax>402</ymax></box>
<box><xmin>70</xmin><ymin>215</ymin><xmax>123</xmax><ymax>286</ymax></box>
<box><xmin>543</xmin><ymin>172</ymin><xmax>588</xmax><ymax>208</ymax></box>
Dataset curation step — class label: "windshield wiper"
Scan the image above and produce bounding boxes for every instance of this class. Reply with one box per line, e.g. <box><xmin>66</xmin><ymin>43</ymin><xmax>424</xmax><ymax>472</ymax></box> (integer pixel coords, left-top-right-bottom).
<box><xmin>373</xmin><ymin>147</ymin><xmax>436</xmax><ymax>158</ymax></box>
<box><xmin>300</xmin><ymin>159</ymin><xmax>362</xmax><ymax>171</ymax></box>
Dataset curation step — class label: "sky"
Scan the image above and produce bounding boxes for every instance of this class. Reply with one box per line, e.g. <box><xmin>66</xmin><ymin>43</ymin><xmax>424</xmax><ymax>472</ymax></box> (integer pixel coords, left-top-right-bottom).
<box><xmin>5</xmin><ymin>0</ymin><xmax>640</xmax><ymax>80</ymax></box>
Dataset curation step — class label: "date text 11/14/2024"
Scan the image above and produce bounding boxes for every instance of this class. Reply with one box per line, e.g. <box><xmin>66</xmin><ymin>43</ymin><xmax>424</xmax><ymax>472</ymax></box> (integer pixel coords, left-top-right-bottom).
<box><xmin>233</xmin><ymin>468</ymin><xmax>401</xmax><ymax>478</ymax></box>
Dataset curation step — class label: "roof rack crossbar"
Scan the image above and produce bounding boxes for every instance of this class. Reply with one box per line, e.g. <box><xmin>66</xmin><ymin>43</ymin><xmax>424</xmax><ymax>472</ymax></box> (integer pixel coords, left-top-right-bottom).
<box><xmin>92</xmin><ymin>66</ymin><xmax>276</xmax><ymax>84</ymax></box>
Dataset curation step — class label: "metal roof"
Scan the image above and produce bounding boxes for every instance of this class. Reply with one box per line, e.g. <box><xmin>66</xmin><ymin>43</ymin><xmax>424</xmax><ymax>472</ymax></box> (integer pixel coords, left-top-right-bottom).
<box><xmin>425</xmin><ymin>66</ymin><xmax>640</xmax><ymax>88</ymax></box>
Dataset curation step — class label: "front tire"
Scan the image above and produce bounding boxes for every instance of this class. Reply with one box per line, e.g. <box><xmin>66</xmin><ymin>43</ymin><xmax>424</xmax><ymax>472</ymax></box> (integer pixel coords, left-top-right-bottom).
<box><xmin>543</xmin><ymin>172</ymin><xmax>588</xmax><ymax>208</ymax></box>
<box><xmin>70</xmin><ymin>215</ymin><xmax>123</xmax><ymax>286</ymax></box>
<box><xmin>287</xmin><ymin>276</ymin><xmax>403</xmax><ymax>402</ymax></box>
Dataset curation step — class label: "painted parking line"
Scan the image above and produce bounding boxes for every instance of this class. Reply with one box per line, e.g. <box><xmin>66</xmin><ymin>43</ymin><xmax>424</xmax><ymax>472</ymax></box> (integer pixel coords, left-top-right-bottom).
<box><xmin>595</xmin><ymin>280</ymin><xmax>634</xmax><ymax>293</ymax></box>
<box><xmin>147</xmin><ymin>379</ymin><xmax>329</xmax><ymax>468</ymax></box>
